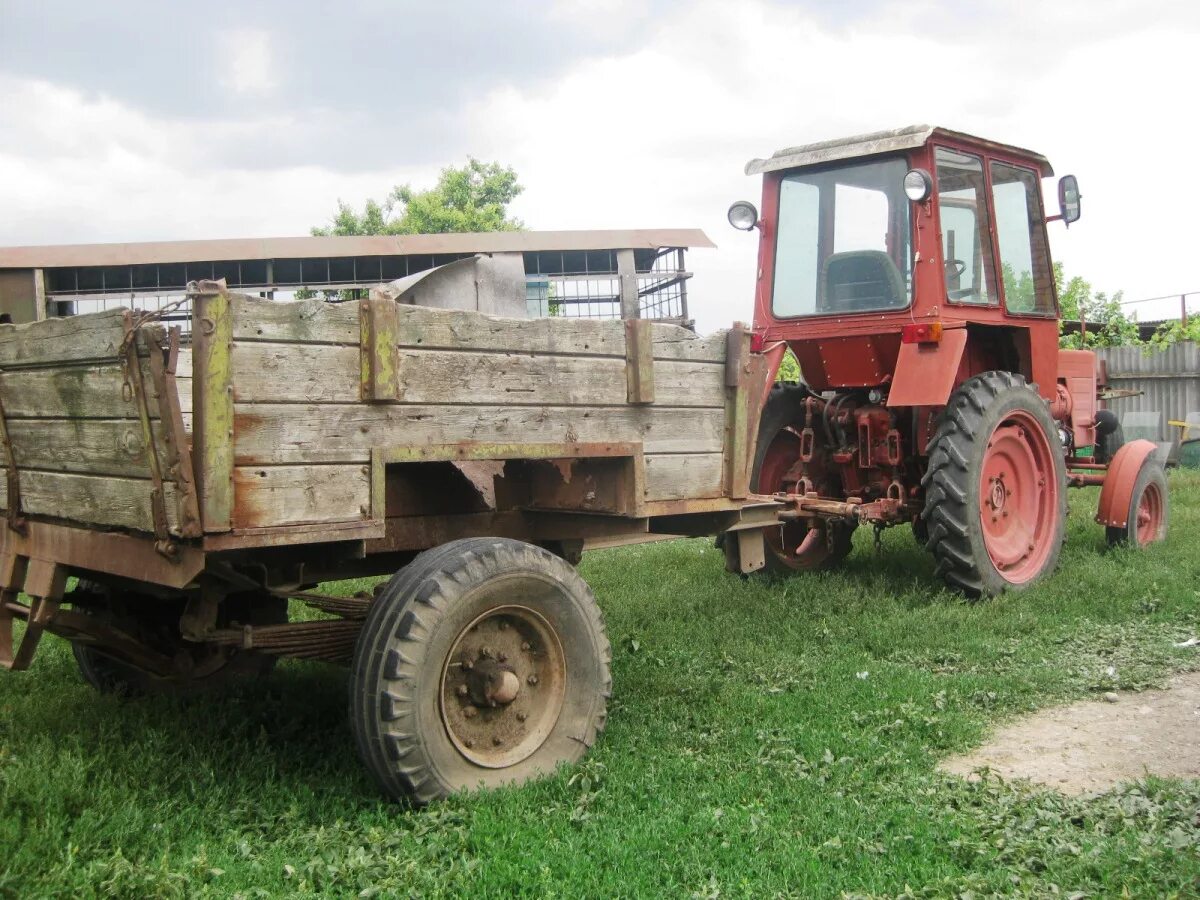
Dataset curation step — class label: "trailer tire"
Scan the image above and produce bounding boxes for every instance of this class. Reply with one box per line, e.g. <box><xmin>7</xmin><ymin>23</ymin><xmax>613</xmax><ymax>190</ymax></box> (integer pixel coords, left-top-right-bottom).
<box><xmin>922</xmin><ymin>371</ymin><xmax>1067</xmax><ymax>598</ymax></box>
<box><xmin>350</xmin><ymin>537</ymin><xmax>611</xmax><ymax>805</ymax></box>
<box><xmin>71</xmin><ymin>588</ymin><xmax>287</xmax><ymax>695</ymax></box>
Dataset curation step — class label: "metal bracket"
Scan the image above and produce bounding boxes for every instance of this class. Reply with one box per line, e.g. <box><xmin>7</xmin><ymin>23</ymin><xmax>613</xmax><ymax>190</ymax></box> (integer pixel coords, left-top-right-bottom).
<box><xmin>122</xmin><ymin>314</ymin><xmax>174</xmax><ymax>554</ymax></box>
<box><xmin>0</xmin><ymin>553</ymin><xmax>65</xmax><ymax>671</ymax></box>
<box><xmin>0</xmin><ymin>378</ymin><xmax>25</xmax><ymax>534</ymax></box>
<box><xmin>145</xmin><ymin>325</ymin><xmax>202</xmax><ymax>538</ymax></box>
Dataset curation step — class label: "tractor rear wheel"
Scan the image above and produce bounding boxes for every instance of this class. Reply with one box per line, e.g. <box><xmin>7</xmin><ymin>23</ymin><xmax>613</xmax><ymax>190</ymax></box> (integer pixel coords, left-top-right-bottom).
<box><xmin>349</xmin><ymin>538</ymin><xmax>610</xmax><ymax>805</ymax></box>
<box><xmin>746</xmin><ymin>383</ymin><xmax>855</xmax><ymax>573</ymax></box>
<box><xmin>922</xmin><ymin>371</ymin><xmax>1067</xmax><ymax>597</ymax></box>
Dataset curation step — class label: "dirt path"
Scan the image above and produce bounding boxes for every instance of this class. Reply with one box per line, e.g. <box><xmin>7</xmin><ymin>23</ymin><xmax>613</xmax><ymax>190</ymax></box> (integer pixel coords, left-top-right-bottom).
<box><xmin>941</xmin><ymin>671</ymin><xmax>1200</xmax><ymax>795</ymax></box>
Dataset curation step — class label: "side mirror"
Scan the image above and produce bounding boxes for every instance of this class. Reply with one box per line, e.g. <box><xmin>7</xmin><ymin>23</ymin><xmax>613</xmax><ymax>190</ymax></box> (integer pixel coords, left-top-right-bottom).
<box><xmin>1058</xmin><ymin>175</ymin><xmax>1081</xmax><ymax>225</ymax></box>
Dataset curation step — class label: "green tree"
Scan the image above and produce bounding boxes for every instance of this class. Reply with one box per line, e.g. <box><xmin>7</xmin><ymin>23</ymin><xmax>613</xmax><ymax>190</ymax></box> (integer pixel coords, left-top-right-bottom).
<box><xmin>776</xmin><ymin>348</ymin><xmax>801</xmax><ymax>382</ymax></box>
<box><xmin>313</xmin><ymin>158</ymin><xmax>524</xmax><ymax>237</ymax></box>
<box><xmin>1149</xmin><ymin>316</ymin><xmax>1200</xmax><ymax>347</ymax></box>
<box><xmin>1053</xmin><ymin>263</ymin><xmax>1140</xmax><ymax>349</ymax></box>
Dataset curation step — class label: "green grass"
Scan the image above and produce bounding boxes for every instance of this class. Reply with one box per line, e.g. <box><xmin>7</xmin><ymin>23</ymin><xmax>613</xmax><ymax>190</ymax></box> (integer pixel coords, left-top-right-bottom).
<box><xmin>2</xmin><ymin>473</ymin><xmax>1199</xmax><ymax>898</ymax></box>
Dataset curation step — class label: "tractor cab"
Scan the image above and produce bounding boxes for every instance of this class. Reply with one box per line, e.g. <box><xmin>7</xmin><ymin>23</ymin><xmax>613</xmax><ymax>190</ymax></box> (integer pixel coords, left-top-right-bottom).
<box><xmin>724</xmin><ymin>126</ymin><xmax>1165</xmax><ymax>597</ymax></box>
<box><xmin>730</xmin><ymin>125</ymin><xmax>1082</xmax><ymax>408</ymax></box>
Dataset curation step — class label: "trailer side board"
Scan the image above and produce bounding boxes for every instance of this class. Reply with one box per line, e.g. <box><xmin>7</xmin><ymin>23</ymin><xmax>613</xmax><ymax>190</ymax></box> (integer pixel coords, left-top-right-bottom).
<box><xmin>218</xmin><ymin>290</ymin><xmax>732</xmax><ymax>533</ymax></box>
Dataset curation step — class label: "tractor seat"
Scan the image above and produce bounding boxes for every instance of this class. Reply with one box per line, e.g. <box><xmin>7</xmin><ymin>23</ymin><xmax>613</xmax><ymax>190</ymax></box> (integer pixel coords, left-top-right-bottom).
<box><xmin>819</xmin><ymin>251</ymin><xmax>907</xmax><ymax>313</ymax></box>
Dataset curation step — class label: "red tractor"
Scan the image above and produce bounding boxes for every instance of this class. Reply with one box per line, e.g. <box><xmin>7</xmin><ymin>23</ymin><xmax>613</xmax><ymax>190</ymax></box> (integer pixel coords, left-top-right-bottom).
<box><xmin>726</xmin><ymin>125</ymin><xmax>1168</xmax><ymax>596</ymax></box>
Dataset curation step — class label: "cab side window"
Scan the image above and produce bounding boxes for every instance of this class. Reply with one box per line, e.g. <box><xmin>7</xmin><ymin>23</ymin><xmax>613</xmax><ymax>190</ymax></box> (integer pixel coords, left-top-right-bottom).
<box><xmin>934</xmin><ymin>147</ymin><xmax>997</xmax><ymax>305</ymax></box>
<box><xmin>990</xmin><ymin>162</ymin><xmax>1055</xmax><ymax>315</ymax></box>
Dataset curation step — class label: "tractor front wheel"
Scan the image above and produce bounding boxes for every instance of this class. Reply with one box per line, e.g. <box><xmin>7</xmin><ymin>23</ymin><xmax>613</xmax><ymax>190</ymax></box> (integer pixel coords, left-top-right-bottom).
<box><xmin>922</xmin><ymin>371</ymin><xmax>1067</xmax><ymax>597</ymax></box>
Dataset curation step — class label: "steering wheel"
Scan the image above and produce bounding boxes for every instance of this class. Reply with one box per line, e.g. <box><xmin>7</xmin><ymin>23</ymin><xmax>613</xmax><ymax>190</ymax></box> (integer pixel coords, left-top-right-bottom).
<box><xmin>944</xmin><ymin>259</ymin><xmax>967</xmax><ymax>278</ymax></box>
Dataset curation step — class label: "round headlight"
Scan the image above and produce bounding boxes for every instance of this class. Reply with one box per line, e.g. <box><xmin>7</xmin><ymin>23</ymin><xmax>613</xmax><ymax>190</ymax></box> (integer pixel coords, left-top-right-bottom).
<box><xmin>903</xmin><ymin>169</ymin><xmax>933</xmax><ymax>202</ymax></box>
<box><xmin>727</xmin><ymin>200</ymin><xmax>759</xmax><ymax>231</ymax></box>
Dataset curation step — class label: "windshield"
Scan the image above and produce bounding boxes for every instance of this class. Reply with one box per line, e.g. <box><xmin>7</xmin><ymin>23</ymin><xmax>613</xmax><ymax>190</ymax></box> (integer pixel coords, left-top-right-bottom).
<box><xmin>772</xmin><ymin>157</ymin><xmax>912</xmax><ymax>317</ymax></box>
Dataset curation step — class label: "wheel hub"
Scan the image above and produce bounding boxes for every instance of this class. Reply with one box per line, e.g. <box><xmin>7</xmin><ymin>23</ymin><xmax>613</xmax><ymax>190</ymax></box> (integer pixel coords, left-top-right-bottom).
<box><xmin>978</xmin><ymin>411</ymin><xmax>1059</xmax><ymax>584</ymax></box>
<box><xmin>440</xmin><ymin>604</ymin><xmax>566</xmax><ymax>769</ymax></box>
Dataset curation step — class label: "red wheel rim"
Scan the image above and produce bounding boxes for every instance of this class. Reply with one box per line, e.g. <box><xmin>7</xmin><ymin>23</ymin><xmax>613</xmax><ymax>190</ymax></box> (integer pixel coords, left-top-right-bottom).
<box><xmin>758</xmin><ymin>430</ymin><xmax>833</xmax><ymax>570</ymax></box>
<box><xmin>978</xmin><ymin>410</ymin><xmax>1059</xmax><ymax>585</ymax></box>
<box><xmin>1134</xmin><ymin>480</ymin><xmax>1164</xmax><ymax>546</ymax></box>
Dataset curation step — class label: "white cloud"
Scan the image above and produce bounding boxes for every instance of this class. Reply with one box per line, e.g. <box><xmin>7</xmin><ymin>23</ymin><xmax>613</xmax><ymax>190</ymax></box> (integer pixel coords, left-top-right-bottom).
<box><xmin>461</xmin><ymin>0</ymin><xmax>1200</xmax><ymax>330</ymax></box>
<box><xmin>218</xmin><ymin>28</ymin><xmax>280</xmax><ymax>97</ymax></box>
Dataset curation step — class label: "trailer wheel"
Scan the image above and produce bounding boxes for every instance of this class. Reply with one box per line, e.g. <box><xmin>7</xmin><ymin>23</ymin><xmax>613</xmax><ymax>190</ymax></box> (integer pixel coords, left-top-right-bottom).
<box><xmin>752</xmin><ymin>382</ymin><xmax>855</xmax><ymax>572</ymax></box>
<box><xmin>350</xmin><ymin>537</ymin><xmax>611</xmax><ymax>805</ymax></box>
<box><xmin>71</xmin><ymin>588</ymin><xmax>287</xmax><ymax>695</ymax></box>
<box><xmin>1105</xmin><ymin>459</ymin><xmax>1168</xmax><ymax>547</ymax></box>
<box><xmin>922</xmin><ymin>371</ymin><xmax>1067</xmax><ymax>598</ymax></box>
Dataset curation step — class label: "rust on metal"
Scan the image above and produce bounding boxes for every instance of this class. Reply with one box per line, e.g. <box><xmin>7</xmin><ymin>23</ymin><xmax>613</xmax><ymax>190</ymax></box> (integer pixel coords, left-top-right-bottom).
<box><xmin>0</xmin><ymin>554</ymin><xmax>65</xmax><ymax>671</ymax></box>
<box><xmin>121</xmin><ymin>315</ymin><xmax>172</xmax><ymax>549</ymax></box>
<box><xmin>145</xmin><ymin>325</ymin><xmax>202</xmax><ymax>538</ymax></box>
<box><xmin>440</xmin><ymin>604</ymin><xmax>566</xmax><ymax>769</ymax></box>
<box><xmin>0</xmin><ymin>519</ymin><xmax>204</xmax><ymax>589</ymax></box>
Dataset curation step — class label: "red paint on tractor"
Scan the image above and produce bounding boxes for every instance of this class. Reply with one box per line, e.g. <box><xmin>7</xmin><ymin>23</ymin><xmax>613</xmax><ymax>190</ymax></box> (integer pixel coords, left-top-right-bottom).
<box><xmin>1095</xmin><ymin>439</ymin><xmax>1159</xmax><ymax>529</ymax></box>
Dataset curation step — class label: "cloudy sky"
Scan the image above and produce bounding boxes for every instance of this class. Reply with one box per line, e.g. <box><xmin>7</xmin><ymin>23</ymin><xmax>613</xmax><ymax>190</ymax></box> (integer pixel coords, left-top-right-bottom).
<box><xmin>2</xmin><ymin>0</ymin><xmax>1197</xmax><ymax>332</ymax></box>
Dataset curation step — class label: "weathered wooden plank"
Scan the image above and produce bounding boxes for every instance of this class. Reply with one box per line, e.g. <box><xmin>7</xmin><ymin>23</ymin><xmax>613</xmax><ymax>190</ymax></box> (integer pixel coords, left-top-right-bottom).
<box><xmin>0</xmin><ymin>468</ymin><xmax>178</xmax><ymax>532</ymax></box>
<box><xmin>625</xmin><ymin>319</ymin><xmax>655</xmax><ymax>404</ymax></box>
<box><xmin>193</xmin><ymin>286</ymin><xmax>234</xmax><ymax>532</ymax></box>
<box><xmin>233</xmin><ymin>403</ymin><xmax>727</xmax><ymax>465</ymax></box>
<box><xmin>643</xmin><ymin>453</ymin><xmax>725</xmax><ymax>502</ymax></box>
<box><xmin>230</xmin><ymin>343</ymin><xmax>725</xmax><ymax>408</ymax></box>
<box><xmin>6</xmin><ymin>419</ymin><xmax>166</xmax><ymax>478</ymax></box>
<box><xmin>229</xmin><ymin>294</ymin><xmax>726</xmax><ymax>362</ymax></box>
<box><xmin>232</xmin><ymin>464</ymin><xmax>369</xmax><ymax>529</ymax></box>
<box><xmin>0</xmin><ymin>308</ymin><xmax>128</xmax><ymax>368</ymax></box>
<box><xmin>359</xmin><ymin>296</ymin><xmax>401</xmax><ymax>401</ymax></box>
<box><xmin>0</xmin><ymin>363</ymin><xmax>157</xmax><ymax>419</ymax></box>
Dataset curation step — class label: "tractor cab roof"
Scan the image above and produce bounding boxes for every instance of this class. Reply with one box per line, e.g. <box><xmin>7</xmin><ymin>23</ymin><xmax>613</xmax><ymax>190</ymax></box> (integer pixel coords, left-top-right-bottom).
<box><xmin>745</xmin><ymin>125</ymin><xmax>1053</xmax><ymax>177</ymax></box>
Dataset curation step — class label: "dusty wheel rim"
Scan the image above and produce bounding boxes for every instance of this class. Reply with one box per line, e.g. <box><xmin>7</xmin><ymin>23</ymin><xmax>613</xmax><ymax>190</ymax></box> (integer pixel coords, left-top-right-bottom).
<box><xmin>1135</xmin><ymin>479</ymin><xmax>1165</xmax><ymax>546</ymax></box>
<box><xmin>978</xmin><ymin>409</ymin><xmax>1060</xmax><ymax>584</ymax></box>
<box><xmin>439</xmin><ymin>602</ymin><xmax>566</xmax><ymax>769</ymax></box>
<box><xmin>758</xmin><ymin>430</ymin><xmax>834</xmax><ymax>569</ymax></box>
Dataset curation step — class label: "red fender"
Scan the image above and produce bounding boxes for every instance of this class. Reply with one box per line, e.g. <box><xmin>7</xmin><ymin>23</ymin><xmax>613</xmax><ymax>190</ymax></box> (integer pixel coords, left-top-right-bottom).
<box><xmin>1095</xmin><ymin>439</ymin><xmax>1159</xmax><ymax>528</ymax></box>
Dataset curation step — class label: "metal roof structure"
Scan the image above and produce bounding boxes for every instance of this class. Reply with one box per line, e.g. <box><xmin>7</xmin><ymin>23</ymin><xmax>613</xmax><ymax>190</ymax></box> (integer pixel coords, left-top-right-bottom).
<box><xmin>745</xmin><ymin>125</ymin><xmax>1053</xmax><ymax>176</ymax></box>
<box><xmin>0</xmin><ymin>229</ymin><xmax>712</xmax><ymax>326</ymax></box>
<box><xmin>0</xmin><ymin>229</ymin><xmax>714</xmax><ymax>269</ymax></box>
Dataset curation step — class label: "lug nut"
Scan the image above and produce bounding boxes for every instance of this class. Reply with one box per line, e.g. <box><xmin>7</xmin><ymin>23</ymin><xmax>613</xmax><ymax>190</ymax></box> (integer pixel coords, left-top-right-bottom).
<box><xmin>457</xmin><ymin>684</ymin><xmax>469</xmax><ymax>697</ymax></box>
<box><xmin>498</xmin><ymin>621</ymin><xmax>508</xmax><ymax>630</ymax></box>
<box><xmin>463</xmin><ymin>738</ymin><xmax>474</xmax><ymax>748</ymax></box>
<box><xmin>517</xmin><ymin>712</ymin><xmax>527</xmax><ymax>722</ymax></box>
<box><xmin>527</xmin><ymin>674</ymin><xmax>538</xmax><ymax>686</ymax></box>
<box><xmin>497</xmin><ymin>652</ymin><xmax>508</xmax><ymax>663</ymax></box>
<box><xmin>480</xmin><ymin>646</ymin><xmax>494</xmax><ymax>659</ymax></box>
<box><xmin>492</xmin><ymin>736</ymin><xmax>502</xmax><ymax>746</ymax></box>
<box><xmin>463</xmin><ymin>707</ymin><xmax>477</xmax><ymax>719</ymax></box>
<box><xmin>462</xmin><ymin>660</ymin><xmax>473</xmax><ymax>671</ymax></box>
<box><xmin>521</xmin><ymin>642</ymin><xmax>531</xmax><ymax>651</ymax></box>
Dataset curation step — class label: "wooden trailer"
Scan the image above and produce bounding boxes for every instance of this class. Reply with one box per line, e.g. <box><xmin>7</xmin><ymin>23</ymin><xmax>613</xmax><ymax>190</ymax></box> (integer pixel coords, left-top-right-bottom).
<box><xmin>0</xmin><ymin>276</ymin><xmax>777</xmax><ymax>802</ymax></box>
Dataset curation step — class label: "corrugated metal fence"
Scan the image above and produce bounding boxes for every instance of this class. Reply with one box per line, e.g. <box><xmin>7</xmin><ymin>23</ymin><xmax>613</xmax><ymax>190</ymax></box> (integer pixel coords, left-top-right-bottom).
<box><xmin>1095</xmin><ymin>342</ymin><xmax>1199</xmax><ymax>455</ymax></box>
